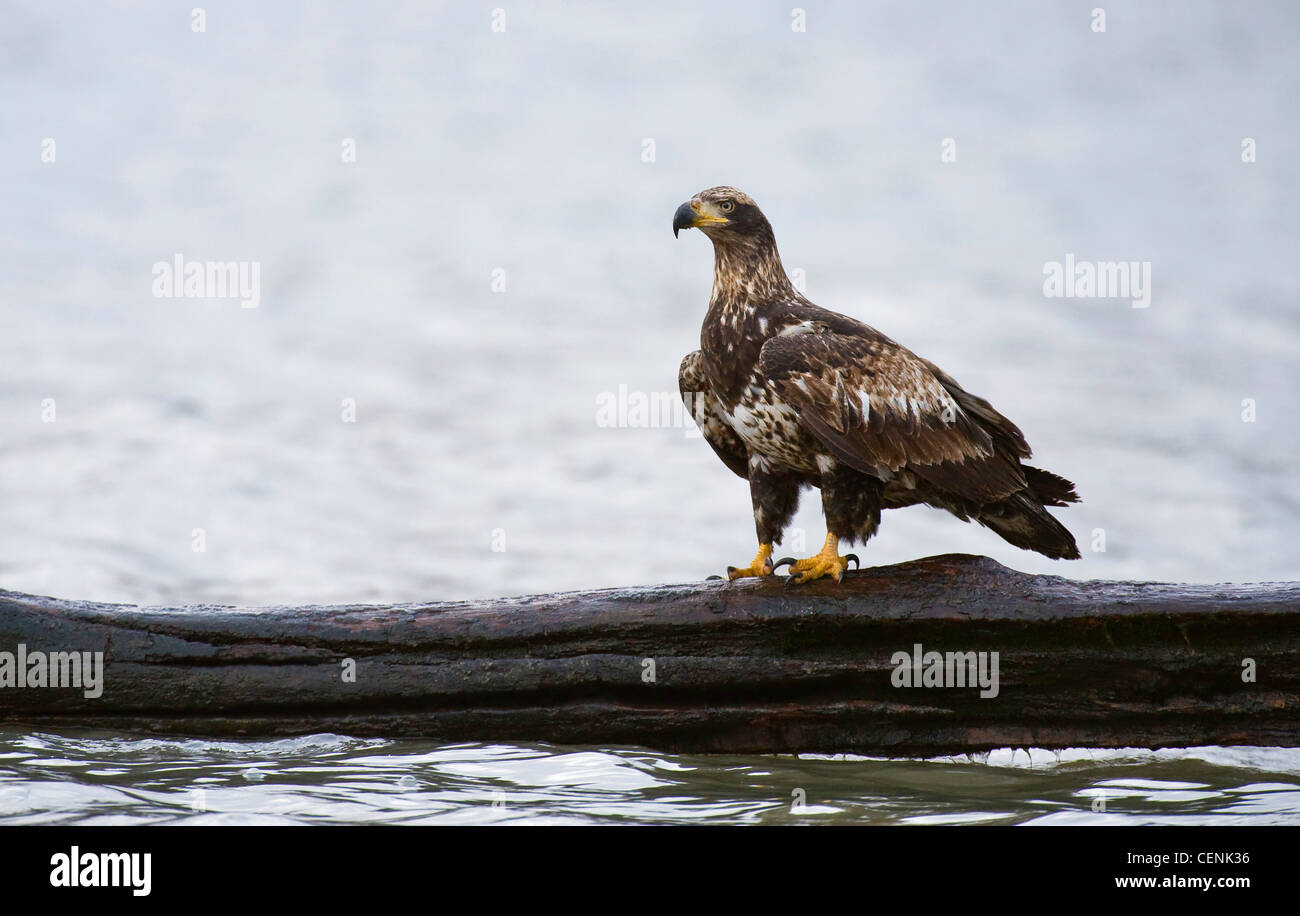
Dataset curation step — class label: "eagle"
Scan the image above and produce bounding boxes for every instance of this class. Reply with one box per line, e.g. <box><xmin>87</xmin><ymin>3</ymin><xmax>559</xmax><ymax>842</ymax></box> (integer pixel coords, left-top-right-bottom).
<box><xmin>673</xmin><ymin>187</ymin><xmax>1080</xmax><ymax>584</ymax></box>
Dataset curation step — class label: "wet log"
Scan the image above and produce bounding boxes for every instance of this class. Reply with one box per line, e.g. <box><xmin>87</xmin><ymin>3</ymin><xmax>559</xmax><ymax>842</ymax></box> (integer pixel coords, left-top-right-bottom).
<box><xmin>0</xmin><ymin>554</ymin><xmax>1297</xmax><ymax>755</ymax></box>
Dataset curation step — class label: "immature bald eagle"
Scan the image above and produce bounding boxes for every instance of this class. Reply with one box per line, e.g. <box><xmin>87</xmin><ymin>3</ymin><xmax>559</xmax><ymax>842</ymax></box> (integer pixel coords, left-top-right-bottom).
<box><xmin>674</xmin><ymin>187</ymin><xmax>1080</xmax><ymax>584</ymax></box>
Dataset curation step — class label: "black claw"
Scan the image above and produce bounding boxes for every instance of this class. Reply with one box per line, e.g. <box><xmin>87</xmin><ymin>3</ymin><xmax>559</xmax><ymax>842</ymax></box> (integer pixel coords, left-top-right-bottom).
<box><xmin>784</xmin><ymin>572</ymin><xmax>805</xmax><ymax>587</ymax></box>
<box><xmin>706</xmin><ymin>574</ymin><xmax>724</xmax><ymax>581</ymax></box>
<box><xmin>773</xmin><ymin>557</ymin><xmax>797</xmax><ymax>573</ymax></box>
<box><xmin>845</xmin><ymin>554</ymin><xmax>860</xmax><ymax>570</ymax></box>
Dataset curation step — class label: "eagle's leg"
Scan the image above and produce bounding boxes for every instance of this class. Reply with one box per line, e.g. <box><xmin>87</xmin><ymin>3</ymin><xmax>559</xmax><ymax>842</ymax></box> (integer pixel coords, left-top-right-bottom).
<box><xmin>727</xmin><ymin>542</ymin><xmax>774</xmax><ymax>580</ymax></box>
<box><xmin>775</xmin><ymin>532</ymin><xmax>859</xmax><ymax>584</ymax></box>
<box><xmin>775</xmin><ymin>468</ymin><xmax>879</xmax><ymax>584</ymax></box>
<box><xmin>726</xmin><ymin>461</ymin><xmax>800</xmax><ymax>580</ymax></box>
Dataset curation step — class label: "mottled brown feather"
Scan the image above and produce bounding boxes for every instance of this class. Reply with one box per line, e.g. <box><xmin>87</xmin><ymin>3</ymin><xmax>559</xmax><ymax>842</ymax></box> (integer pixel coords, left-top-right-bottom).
<box><xmin>758</xmin><ymin>329</ymin><xmax>1028</xmax><ymax>503</ymax></box>
<box><xmin>679</xmin><ymin>350</ymin><xmax>749</xmax><ymax>479</ymax></box>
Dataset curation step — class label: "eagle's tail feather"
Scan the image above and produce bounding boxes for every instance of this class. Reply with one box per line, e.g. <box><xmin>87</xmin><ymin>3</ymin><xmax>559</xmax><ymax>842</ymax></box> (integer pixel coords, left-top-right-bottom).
<box><xmin>976</xmin><ymin>489</ymin><xmax>1081</xmax><ymax>560</ymax></box>
<box><xmin>1022</xmin><ymin>464</ymin><xmax>1080</xmax><ymax>507</ymax></box>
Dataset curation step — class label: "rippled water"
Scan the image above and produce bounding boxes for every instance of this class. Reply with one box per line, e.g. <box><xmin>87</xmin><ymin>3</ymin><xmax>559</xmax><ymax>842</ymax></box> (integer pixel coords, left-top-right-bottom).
<box><xmin>3</xmin><ymin>733</ymin><xmax>1299</xmax><ymax>825</ymax></box>
<box><xmin>2</xmin><ymin>2</ymin><xmax>1298</xmax><ymax>825</ymax></box>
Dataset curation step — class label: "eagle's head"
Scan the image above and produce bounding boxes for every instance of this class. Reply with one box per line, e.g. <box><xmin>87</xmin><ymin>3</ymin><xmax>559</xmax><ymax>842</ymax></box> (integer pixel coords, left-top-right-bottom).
<box><xmin>672</xmin><ymin>186</ymin><xmax>773</xmax><ymax>245</ymax></box>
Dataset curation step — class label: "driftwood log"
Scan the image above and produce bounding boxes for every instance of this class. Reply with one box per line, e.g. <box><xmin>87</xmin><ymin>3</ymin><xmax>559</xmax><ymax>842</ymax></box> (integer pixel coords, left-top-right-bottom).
<box><xmin>1</xmin><ymin>554</ymin><xmax>1297</xmax><ymax>755</ymax></box>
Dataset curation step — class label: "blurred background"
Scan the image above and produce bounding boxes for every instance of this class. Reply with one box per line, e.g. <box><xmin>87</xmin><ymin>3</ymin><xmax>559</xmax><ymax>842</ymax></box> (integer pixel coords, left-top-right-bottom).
<box><xmin>3</xmin><ymin>0</ymin><xmax>1297</xmax><ymax>606</ymax></box>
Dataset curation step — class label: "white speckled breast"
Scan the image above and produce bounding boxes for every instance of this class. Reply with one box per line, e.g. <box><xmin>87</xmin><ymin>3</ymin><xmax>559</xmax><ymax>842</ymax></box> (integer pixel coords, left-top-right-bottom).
<box><xmin>724</xmin><ymin>374</ymin><xmax>826</xmax><ymax>475</ymax></box>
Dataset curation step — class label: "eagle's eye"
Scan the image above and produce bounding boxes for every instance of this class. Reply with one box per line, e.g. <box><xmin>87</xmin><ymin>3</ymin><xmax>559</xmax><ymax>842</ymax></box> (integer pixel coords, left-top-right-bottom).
<box><xmin>719</xmin><ymin>200</ymin><xmax>735</xmax><ymax>213</ymax></box>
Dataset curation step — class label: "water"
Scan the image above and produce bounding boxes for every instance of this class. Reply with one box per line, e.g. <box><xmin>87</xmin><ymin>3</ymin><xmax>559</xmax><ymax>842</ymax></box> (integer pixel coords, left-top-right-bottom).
<box><xmin>1</xmin><ymin>1</ymin><xmax>1298</xmax><ymax>824</ymax></box>
<box><xmin>1</xmin><ymin>733</ymin><xmax>1297</xmax><ymax>825</ymax></box>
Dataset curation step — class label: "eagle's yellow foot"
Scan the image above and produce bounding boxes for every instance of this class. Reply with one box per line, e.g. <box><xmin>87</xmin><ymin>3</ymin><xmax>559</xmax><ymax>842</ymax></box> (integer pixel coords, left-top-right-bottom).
<box><xmin>774</xmin><ymin>533</ymin><xmax>859</xmax><ymax>585</ymax></box>
<box><xmin>726</xmin><ymin>543</ymin><xmax>774</xmax><ymax>580</ymax></box>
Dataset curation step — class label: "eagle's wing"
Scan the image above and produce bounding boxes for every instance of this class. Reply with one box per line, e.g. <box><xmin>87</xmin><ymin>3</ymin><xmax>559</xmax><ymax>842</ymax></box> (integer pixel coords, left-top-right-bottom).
<box><xmin>679</xmin><ymin>350</ymin><xmax>749</xmax><ymax>479</ymax></box>
<box><xmin>758</xmin><ymin>326</ymin><xmax>1027</xmax><ymax>503</ymax></box>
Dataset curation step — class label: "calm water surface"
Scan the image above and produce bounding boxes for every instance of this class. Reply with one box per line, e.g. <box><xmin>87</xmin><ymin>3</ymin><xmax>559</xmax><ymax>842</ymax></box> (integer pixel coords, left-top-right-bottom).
<box><xmin>2</xmin><ymin>733</ymin><xmax>1299</xmax><ymax>825</ymax></box>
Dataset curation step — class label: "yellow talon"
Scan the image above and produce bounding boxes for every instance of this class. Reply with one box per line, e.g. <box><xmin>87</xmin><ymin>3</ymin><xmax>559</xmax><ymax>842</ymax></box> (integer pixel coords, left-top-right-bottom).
<box><xmin>726</xmin><ymin>543</ymin><xmax>774</xmax><ymax>580</ymax></box>
<box><xmin>774</xmin><ymin>533</ymin><xmax>859</xmax><ymax>584</ymax></box>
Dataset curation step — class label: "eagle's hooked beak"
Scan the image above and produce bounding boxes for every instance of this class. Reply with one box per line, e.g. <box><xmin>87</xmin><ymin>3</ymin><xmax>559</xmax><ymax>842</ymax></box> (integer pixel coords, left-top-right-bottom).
<box><xmin>672</xmin><ymin>200</ymin><xmax>698</xmax><ymax>238</ymax></box>
<box><xmin>673</xmin><ymin>198</ymin><xmax>728</xmax><ymax>237</ymax></box>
